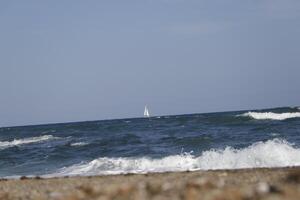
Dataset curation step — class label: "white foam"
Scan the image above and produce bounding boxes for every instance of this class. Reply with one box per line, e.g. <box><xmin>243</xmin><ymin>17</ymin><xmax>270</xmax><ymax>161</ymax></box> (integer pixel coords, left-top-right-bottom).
<box><xmin>70</xmin><ymin>142</ymin><xmax>88</xmax><ymax>146</ymax></box>
<box><xmin>48</xmin><ymin>139</ymin><xmax>300</xmax><ymax>177</ymax></box>
<box><xmin>240</xmin><ymin>112</ymin><xmax>300</xmax><ymax>120</ymax></box>
<box><xmin>0</xmin><ymin>135</ymin><xmax>58</xmax><ymax>150</ymax></box>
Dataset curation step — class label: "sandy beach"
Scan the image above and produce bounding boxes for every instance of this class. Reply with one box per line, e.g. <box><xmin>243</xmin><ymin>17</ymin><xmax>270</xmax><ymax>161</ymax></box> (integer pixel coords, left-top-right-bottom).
<box><xmin>0</xmin><ymin>167</ymin><xmax>300</xmax><ymax>200</ymax></box>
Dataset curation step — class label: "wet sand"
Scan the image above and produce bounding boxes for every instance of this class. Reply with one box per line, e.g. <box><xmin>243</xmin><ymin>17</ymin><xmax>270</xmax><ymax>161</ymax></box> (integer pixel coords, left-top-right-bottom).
<box><xmin>1</xmin><ymin>167</ymin><xmax>300</xmax><ymax>200</ymax></box>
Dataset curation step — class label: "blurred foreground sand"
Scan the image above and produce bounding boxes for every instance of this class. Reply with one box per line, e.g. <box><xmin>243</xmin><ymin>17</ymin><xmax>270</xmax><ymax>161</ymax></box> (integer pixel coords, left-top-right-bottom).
<box><xmin>1</xmin><ymin>167</ymin><xmax>300</xmax><ymax>200</ymax></box>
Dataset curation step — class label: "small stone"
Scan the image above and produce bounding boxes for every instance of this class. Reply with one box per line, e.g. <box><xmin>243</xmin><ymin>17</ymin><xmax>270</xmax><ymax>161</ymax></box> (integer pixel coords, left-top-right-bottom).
<box><xmin>49</xmin><ymin>192</ymin><xmax>63</xmax><ymax>198</ymax></box>
<box><xmin>219</xmin><ymin>172</ymin><xmax>228</xmax><ymax>177</ymax></box>
<box><xmin>162</xmin><ymin>182</ymin><xmax>172</xmax><ymax>191</ymax></box>
<box><xmin>217</xmin><ymin>179</ymin><xmax>225</xmax><ymax>188</ymax></box>
<box><xmin>269</xmin><ymin>185</ymin><xmax>281</xmax><ymax>194</ymax></box>
<box><xmin>256</xmin><ymin>182</ymin><xmax>270</xmax><ymax>194</ymax></box>
<box><xmin>20</xmin><ymin>176</ymin><xmax>28</xmax><ymax>180</ymax></box>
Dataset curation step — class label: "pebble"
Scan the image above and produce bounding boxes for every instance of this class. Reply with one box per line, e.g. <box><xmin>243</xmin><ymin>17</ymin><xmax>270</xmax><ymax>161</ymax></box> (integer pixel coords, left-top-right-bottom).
<box><xmin>162</xmin><ymin>182</ymin><xmax>172</xmax><ymax>191</ymax></box>
<box><xmin>49</xmin><ymin>192</ymin><xmax>63</xmax><ymax>198</ymax></box>
<box><xmin>256</xmin><ymin>182</ymin><xmax>270</xmax><ymax>194</ymax></box>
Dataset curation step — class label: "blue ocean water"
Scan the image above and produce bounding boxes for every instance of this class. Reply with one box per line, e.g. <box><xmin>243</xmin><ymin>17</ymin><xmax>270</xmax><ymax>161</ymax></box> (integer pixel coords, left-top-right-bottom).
<box><xmin>1</xmin><ymin>107</ymin><xmax>300</xmax><ymax>178</ymax></box>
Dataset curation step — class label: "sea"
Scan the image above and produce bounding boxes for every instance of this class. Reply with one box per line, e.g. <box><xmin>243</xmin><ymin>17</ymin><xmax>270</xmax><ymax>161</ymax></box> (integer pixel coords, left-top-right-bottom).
<box><xmin>1</xmin><ymin>107</ymin><xmax>300</xmax><ymax>179</ymax></box>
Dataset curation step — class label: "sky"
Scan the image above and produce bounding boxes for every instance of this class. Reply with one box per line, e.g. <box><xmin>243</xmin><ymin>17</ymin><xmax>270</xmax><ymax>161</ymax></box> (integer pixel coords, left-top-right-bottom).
<box><xmin>1</xmin><ymin>0</ymin><xmax>300</xmax><ymax>127</ymax></box>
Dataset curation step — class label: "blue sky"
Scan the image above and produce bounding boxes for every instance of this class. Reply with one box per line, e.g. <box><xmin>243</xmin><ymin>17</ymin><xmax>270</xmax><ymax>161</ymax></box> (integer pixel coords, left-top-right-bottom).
<box><xmin>1</xmin><ymin>0</ymin><xmax>300</xmax><ymax>127</ymax></box>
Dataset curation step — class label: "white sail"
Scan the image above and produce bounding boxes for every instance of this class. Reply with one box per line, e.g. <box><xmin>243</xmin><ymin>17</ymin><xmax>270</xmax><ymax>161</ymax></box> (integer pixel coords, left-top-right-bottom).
<box><xmin>144</xmin><ymin>106</ymin><xmax>150</xmax><ymax>117</ymax></box>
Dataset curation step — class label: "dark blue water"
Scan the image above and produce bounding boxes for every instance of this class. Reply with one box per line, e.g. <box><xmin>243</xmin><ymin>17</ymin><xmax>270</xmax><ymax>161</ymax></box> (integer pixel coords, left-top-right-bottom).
<box><xmin>1</xmin><ymin>107</ymin><xmax>300</xmax><ymax>178</ymax></box>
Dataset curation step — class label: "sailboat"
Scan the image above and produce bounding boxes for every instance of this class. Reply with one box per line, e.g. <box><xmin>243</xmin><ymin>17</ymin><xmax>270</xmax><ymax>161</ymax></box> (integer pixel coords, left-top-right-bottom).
<box><xmin>144</xmin><ymin>105</ymin><xmax>150</xmax><ymax>118</ymax></box>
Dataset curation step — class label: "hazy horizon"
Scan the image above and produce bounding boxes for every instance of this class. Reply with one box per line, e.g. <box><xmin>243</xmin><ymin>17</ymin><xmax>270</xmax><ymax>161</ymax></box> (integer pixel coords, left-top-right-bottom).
<box><xmin>1</xmin><ymin>1</ymin><xmax>300</xmax><ymax>127</ymax></box>
<box><xmin>2</xmin><ymin>105</ymin><xmax>299</xmax><ymax>128</ymax></box>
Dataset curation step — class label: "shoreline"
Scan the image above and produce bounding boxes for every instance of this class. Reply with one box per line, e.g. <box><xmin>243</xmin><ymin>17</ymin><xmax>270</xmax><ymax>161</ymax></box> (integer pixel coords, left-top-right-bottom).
<box><xmin>1</xmin><ymin>166</ymin><xmax>299</xmax><ymax>180</ymax></box>
<box><xmin>1</xmin><ymin>167</ymin><xmax>300</xmax><ymax>199</ymax></box>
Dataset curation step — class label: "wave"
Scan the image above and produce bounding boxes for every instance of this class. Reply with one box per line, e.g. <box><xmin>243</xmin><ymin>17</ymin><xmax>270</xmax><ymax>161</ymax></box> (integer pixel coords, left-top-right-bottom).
<box><xmin>240</xmin><ymin>112</ymin><xmax>300</xmax><ymax>120</ymax></box>
<box><xmin>48</xmin><ymin>139</ymin><xmax>300</xmax><ymax>177</ymax></box>
<box><xmin>0</xmin><ymin>135</ymin><xmax>58</xmax><ymax>150</ymax></box>
<box><xmin>70</xmin><ymin>142</ymin><xmax>88</xmax><ymax>146</ymax></box>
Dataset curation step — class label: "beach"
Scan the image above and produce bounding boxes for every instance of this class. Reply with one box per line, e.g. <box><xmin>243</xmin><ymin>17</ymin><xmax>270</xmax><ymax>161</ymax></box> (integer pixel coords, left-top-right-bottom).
<box><xmin>1</xmin><ymin>167</ymin><xmax>300</xmax><ymax>200</ymax></box>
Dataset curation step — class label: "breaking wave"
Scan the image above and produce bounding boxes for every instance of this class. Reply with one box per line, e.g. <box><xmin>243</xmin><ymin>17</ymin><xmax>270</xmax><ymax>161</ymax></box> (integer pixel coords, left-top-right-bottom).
<box><xmin>240</xmin><ymin>112</ymin><xmax>300</xmax><ymax>120</ymax></box>
<box><xmin>0</xmin><ymin>135</ymin><xmax>58</xmax><ymax>150</ymax></box>
<box><xmin>48</xmin><ymin>139</ymin><xmax>300</xmax><ymax>177</ymax></box>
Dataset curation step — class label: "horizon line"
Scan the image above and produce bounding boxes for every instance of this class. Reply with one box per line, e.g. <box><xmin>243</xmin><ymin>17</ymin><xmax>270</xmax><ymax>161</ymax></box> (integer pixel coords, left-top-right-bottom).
<box><xmin>1</xmin><ymin>105</ymin><xmax>297</xmax><ymax>129</ymax></box>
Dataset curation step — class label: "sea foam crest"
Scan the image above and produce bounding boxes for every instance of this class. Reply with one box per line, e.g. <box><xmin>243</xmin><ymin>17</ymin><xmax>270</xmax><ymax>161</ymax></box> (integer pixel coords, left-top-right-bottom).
<box><xmin>49</xmin><ymin>139</ymin><xmax>300</xmax><ymax>177</ymax></box>
<box><xmin>0</xmin><ymin>135</ymin><xmax>58</xmax><ymax>150</ymax></box>
<box><xmin>240</xmin><ymin>112</ymin><xmax>300</xmax><ymax>120</ymax></box>
<box><xmin>70</xmin><ymin>142</ymin><xmax>88</xmax><ymax>146</ymax></box>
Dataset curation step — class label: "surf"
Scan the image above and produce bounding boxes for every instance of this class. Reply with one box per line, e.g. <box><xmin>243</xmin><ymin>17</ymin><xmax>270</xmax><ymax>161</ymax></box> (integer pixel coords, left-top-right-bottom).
<box><xmin>48</xmin><ymin>139</ymin><xmax>300</xmax><ymax>177</ymax></box>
